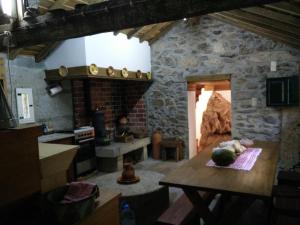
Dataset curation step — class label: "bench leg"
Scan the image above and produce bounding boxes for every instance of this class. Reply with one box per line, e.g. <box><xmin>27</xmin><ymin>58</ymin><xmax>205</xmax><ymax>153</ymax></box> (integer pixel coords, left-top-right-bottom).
<box><xmin>143</xmin><ymin>146</ymin><xmax>148</xmax><ymax>160</ymax></box>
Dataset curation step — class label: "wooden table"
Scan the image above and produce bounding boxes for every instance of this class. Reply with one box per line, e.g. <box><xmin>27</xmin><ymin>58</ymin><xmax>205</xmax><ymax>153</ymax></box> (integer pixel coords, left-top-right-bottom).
<box><xmin>159</xmin><ymin>141</ymin><xmax>279</xmax><ymax>225</ymax></box>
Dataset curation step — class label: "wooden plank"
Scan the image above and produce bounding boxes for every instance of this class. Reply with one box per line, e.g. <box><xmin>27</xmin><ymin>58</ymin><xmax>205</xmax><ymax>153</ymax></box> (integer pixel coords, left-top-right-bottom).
<box><xmin>265</xmin><ymin>1</ymin><xmax>300</xmax><ymax>17</ymax></box>
<box><xmin>35</xmin><ymin>41</ymin><xmax>62</xmax><ymax>62</ymax></box>
<box><xmin>1</xmin><ymin>0</ymin><xmax>281</xmax><ymax>49</ymax></box>
<box><xmin>186</xmin><ymin>74</ymin><xmax>231</xmax><ymax>83</ymax></box>
<box><xmin>242</xmin><ymin>6</ymin><xmax>300</xmax><ymax>28</ymax></box>
<box><xmin>210</xmin><ymin>13</ymin><xmax>300</xmax><ymax>49</ymax></box>
<box><xmin>159</xmin><ymin>141</ymin><xmax>279</xmax><ymax>198</ymax></box>
<box><xmin>223</xmin><ymin>9</ymin><xmax>300</xmax><ymax>36</ymax></box>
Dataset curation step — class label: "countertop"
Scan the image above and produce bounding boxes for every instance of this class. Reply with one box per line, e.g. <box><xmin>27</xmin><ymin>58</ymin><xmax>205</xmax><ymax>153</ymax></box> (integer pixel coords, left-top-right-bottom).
<box><xmin>39</xmin><ymin>143</ymin><xmax>79</xmax><ymax>160</ymax></box>
<box><xmin>38</xmin><ymin>133</ymin><xmax>75</xmax><ymax>143</ymax></box>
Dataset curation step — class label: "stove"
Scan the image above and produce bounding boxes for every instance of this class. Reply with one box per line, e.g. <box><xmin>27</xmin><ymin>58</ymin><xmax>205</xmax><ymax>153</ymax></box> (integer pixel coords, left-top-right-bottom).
<box><xmin>73</xmin><ymin>126</ymin><xmax>96</xmax><ymax>178</ymax></box>
<box><xmin>74</xmin><ymin>126</ymin><xmax>95</xmax><ymax>142</ymax></box>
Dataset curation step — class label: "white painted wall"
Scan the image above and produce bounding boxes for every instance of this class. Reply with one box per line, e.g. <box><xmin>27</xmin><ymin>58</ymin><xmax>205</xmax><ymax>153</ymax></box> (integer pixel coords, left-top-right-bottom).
<box><xmin>84</xmin><ymin>32</ymin><xmax>151</xmax><ymax>72</ymax></box>
<box><xmin>45</xmin><ymin>37</ymin><xmax>86</xmax><ymax>69</ymax></box>
<box><xmin>44</xmin><ymin>32</ymin><xmax>151</xmax><ymax>72</ymax></box>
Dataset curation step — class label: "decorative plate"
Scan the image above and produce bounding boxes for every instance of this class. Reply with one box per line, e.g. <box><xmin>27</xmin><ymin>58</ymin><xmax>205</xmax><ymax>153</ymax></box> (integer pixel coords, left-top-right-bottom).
<box><xmin>121</xmin><ymin>68</ymin><xmax>129</xmax><ymax>78</ymax></box>
<box><xmin>107</xmin><ymin>66</ymin><xmax>115</xmax><ymax>76</ymax></box>
<box><xmin>136</xmin><ymin>70</ymin><xmax>142</xmax><ymax>79</ymax></box>
<box><xmin>89</xmin><ymin>63</ymin><xmax>99</xmax><ymax>75</ymax></box>
<box><xmin>58</xmin><ymin>66</ymin><xmax>68</xmax><ymax>77</ymax></box>
<box><xmin>146</xmin><ymin>72</ymin><xmax>152</xmax><ymax>80</ymax></box>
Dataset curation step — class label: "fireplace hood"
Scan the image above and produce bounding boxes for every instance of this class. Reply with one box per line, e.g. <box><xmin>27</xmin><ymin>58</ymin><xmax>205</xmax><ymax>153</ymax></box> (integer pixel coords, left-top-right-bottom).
<box><xmin>0</xmin><ymin>83</ymin><xmax>16</xmax><ymax>129</ymax></box>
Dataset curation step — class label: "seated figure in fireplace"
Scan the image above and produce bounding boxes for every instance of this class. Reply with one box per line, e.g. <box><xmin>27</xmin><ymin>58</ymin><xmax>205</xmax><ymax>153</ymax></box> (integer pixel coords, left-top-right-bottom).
<box><xmin>115</xmin><ymin>115</ymin><xmax>134</xmax><ymax>142</ymax></box>
<box><xmin>116</xmin><ymin>115</ymin><xmax>130</xmax><ymax>136</ymax></box>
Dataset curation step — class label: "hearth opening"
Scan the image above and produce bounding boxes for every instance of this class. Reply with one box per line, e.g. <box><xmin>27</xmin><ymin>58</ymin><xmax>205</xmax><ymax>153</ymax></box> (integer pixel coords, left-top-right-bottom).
<box><xmin>188</xmin><ymin>75</ymin><xmax>232</xmax><ymax>158</ymax></box>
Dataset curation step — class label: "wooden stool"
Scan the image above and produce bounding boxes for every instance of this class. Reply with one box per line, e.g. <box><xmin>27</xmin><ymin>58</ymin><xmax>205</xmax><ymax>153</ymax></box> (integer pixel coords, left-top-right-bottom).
<box><xmin>161</xmin><ymin>138</ymin><xmax>184</xmax><ymax>161</ymax></box>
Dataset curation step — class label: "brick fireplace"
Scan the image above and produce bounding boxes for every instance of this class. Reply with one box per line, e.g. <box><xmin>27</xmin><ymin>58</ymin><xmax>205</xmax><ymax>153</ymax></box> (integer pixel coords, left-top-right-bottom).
<box><xmin>71</xmin><ymin>79</ymin><xmax>149</xmax><ymax>131</ymax></box>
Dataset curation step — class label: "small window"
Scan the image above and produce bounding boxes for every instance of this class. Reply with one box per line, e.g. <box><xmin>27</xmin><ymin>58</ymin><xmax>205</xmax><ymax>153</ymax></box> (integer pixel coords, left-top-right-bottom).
<box><xmin>16</xmin><ymin>88</ymin><xmax>35</xmax><ymax>124</ymax></box>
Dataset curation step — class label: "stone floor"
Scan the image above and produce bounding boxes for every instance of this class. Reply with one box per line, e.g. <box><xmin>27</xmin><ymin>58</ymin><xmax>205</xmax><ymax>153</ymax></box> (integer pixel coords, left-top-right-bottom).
<box><xmin>88</xmin><ymin>158</ymin><xmax>300</xmax><ymax>225</ymax></box>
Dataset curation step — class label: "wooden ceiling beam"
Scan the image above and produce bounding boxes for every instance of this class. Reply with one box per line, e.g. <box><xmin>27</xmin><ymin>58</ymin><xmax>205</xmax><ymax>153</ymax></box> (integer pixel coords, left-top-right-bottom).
<box><xmin>8</xmin><ymin>48</ymin><xmax>24</xmax><ymax>60</ymax></box>
<box><xmin>49</xmin><ymin>0</ymin><xmax>70</xmax><ymax>10</ymax></box>
<box><xmin>210</xmin><ymin>13</ymin><xmax>300</xmax><ymax>49</ymax></box>
<box><xmin>265</xmin><ymin>1</ymin><xmax>300</xmax><ymax>16</ymax></box>
<box><xmin>35</xmin><ymin>41</ymin><xmax>62</xmax><ymax>63</ymax></box>
<box><xmin>0</xmin><ymin>0</ymin><xmax>281</xmax><ymax>50</ymax></box>
<box><xmin>242</xmin><ymin>6</ymin><xmax>300</xmax><ymax>28</ymax></box>
<box><xmin>127</xmin><ymin>27</ymin><xmax>142</xmax><ymax>39</ymax></box>
<box><xmin>223</xmin><ymin>10</ymin><xmax>300</xmax><ymax>36</ymax></box>
<box><xmin>139</xmin><ymin>22</ymin><xmax>170</xmax><ymax>43</ymax></box>
<box><xmin>149</xmin><ymin>22</ymin><xmax>177</xmax><ymax>44</ymax></box>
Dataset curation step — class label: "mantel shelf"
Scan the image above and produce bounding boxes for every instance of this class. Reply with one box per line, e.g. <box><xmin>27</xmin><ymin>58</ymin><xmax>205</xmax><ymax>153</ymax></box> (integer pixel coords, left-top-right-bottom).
<box><xmin>45</xmin><ymin>66</ymin><xmax>153</xmax><ymax>82</ymax></box>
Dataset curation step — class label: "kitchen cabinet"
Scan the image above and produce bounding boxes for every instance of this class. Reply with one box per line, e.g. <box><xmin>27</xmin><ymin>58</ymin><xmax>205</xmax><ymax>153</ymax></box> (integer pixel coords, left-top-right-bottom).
<box><xmin>39</xmin><ymin>133</ymin><xmax>76</xmax><ymax>181</ymax></box>
<box><xmin>39</xmin><ymin>143</ymin><xmax>78</xmax><ymax>193</ymax></box>
<box><xmin>0</xmin><ymin>125</ymin><xmax>42</xmax><ymax>207</ymax></box>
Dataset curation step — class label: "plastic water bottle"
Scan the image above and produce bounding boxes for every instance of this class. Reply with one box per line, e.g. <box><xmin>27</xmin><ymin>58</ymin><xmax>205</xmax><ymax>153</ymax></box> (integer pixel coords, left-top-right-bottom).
<box><xmin>121</xmin><ymin>203</ymin><xmax>136</xmax><ymax>225</ymax></box>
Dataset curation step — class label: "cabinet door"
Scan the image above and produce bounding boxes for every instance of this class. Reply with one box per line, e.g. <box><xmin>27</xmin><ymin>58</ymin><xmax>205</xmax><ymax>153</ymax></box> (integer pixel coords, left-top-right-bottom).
<box><xmin>287</xmin><ymin>76</ymin><xmax>299</xmax><ymax>106</ymax></box>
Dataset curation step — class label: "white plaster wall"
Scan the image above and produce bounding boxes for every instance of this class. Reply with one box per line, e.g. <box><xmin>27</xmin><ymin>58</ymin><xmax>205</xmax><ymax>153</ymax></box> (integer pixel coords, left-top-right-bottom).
<box><xmin>85</xmin><ymin>32</ymin><xmax>151</xmax><ymax>72</ymax></box>
<box><xmin>45</xmin><ymin>37</ymin><xmax>87</xmax><ymax>69</ymax></box>
<box><xmin>188</xmin><ymin>91</ymin><xmax>197</xmax><ymax>159</ymax></box>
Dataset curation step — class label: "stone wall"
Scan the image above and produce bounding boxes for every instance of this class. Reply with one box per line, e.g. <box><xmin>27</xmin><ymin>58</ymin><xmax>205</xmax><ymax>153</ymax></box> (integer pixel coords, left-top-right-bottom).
<box><xmin>3</xmin><ymin>55</ymin><xmax>73</xmax><ymax>131</ymax></box>
<box><xmin>147</xmin><ymin>16</ymin><xmax>300</xmax><ymax>168</ymax></box>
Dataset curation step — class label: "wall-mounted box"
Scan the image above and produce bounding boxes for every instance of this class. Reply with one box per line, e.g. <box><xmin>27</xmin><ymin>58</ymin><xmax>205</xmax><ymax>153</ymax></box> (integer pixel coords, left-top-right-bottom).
<box><xmin>266</xmin><ymin>76</ymin><xmax>299</xmax><ymax>107</ymax></box>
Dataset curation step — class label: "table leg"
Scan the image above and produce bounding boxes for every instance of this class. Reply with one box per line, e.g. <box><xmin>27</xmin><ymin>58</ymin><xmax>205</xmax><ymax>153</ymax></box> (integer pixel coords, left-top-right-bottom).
<box><xmin>184</xmin><ymin>189</ymin><xmax>217</xmax><ymax>225</ymax></box>
<box><xmin>263</xmin><ymin>198</ymin><xmax>273</xmax><ymax>225</ymax></box>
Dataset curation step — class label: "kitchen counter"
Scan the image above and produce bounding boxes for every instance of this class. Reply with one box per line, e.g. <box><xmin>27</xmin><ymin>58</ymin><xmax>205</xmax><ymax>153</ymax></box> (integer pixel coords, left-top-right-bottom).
<box><xmin>39</xmin><ymin>143</ymin><xmax>79</xmax><ymax>159</ymax></box>
<box><xmin>39</xmin><ymin>143</ymin><xmax>79</xmax><ymax>192</ymax></box>
<box><xmin>38</xmin><ymin>133</ymin><xmax>74</xmax><ymax>143</ymax></box>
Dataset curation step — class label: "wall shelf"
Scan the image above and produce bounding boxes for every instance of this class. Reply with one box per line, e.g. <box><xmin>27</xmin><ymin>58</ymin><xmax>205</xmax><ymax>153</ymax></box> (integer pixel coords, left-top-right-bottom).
<box><xmin>45</xmin><ymin>66</ymin><xmax>152</xmax><ymax>82</ymax></box>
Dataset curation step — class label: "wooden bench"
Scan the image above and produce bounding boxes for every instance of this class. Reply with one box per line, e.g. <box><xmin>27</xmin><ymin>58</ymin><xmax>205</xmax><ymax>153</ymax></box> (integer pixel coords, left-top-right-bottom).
<box><xmin>156</xmin><ymin>192</ymin><xmax>215</xmax><ymax>225</ymax></box>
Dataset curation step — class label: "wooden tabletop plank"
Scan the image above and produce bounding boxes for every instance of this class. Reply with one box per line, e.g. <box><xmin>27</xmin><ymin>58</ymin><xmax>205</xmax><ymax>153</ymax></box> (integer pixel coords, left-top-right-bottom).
<box><xmin>159</xmin><ymin>141</ymin><xmax>279</xmax><ymax>198</ymax></box>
